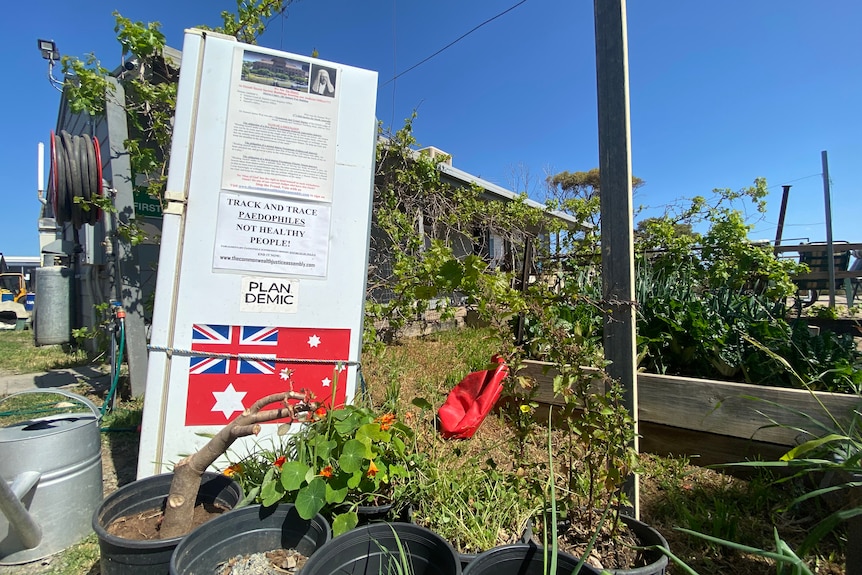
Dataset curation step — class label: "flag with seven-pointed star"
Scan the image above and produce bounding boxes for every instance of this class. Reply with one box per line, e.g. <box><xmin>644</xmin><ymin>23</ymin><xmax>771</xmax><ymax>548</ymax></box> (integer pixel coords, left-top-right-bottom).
<box><xmin>186</xmin><ymin>324</ymin><xmax>350</xmax><ymax>425</ymax></box>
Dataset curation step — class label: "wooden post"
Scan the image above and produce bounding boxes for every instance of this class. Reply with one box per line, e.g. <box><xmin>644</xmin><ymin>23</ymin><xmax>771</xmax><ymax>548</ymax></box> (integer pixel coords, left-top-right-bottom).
<box><xmin>515</xmin><ymin>237</ymin><xmax>534</xmax><ymax>345</ymax></box>
<box><xmin>822</xmin><ymin>151</ymin><xmax>836</xmax><ymax>308</ymax></box>
<box><xmin>593</xmin><ymin>0</ymin><xmax>638</xmax><ymax>516</ymax></box>
<box><xmin>773</xmin><ymin>185</ymin><xmax>791</xmax><ymax>255</ymax></box>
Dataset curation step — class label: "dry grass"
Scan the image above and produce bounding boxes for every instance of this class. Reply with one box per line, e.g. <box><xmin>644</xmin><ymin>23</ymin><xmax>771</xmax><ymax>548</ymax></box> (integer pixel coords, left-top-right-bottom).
<box><xmin>362</xmin><ymin>327</ymin><xmax>848</xmax><ymax>574</ymax></box>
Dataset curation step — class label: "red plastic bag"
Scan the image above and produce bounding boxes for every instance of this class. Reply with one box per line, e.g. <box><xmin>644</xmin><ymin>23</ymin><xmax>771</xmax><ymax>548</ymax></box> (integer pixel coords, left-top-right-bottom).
<box><xmin>438</xmin><ymin>355</ymin><xmax>508</xmax><ymax>439</ymax></box>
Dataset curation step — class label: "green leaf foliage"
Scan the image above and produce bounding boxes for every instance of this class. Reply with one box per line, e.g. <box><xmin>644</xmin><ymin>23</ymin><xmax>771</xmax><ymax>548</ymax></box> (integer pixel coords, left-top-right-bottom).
<box><xmin>339</xmin><ymin>439</ymin><xmax>370</xmax><ymax>473</ymax></box>
<box><xmin>225</xmin><ymin>405</ymin><xmax>417</xmax><ymax>526</ymax></box>
<box><xmin>279</xmin><ymin>461</ymin><xmax>309</xmax><ymax>491</ymax></box>
<box><xmin>294</xmin><ymin>476</ymin><xmax>326</xmax><ymax>519</ymax></box>
<box><xmin>331</xmin><ymin>511</ymin><xmax>359</xmax><ymax>537</ymax></box>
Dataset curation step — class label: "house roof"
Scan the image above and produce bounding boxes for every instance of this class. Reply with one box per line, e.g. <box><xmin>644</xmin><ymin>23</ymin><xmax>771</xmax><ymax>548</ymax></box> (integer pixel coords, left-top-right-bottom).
<box><xmin>436</xmin><ymin>163</ymin><xmax>589</xmax><ymax>230</ymax></box>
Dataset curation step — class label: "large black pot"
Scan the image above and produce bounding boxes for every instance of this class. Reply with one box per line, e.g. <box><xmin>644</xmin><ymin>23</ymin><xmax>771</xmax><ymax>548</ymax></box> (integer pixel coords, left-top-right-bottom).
<box><xmin>462</xmin><ymin>543</ymin><xmax>602</xmax><ymax>575</ymax></box>
<box><xmin>170</xmin><ymin>503</ymin><xmax>331</xmax><ymax>574</ymax></box>
<box><xmin>533</xmin><ymin>514</ymin><xmax>669</xmax><ymax>575</ymax></box>
<box><xmin>612</xmin><ymin>515</ymin><xmax>669</xmax><ymax>575</ymax></box>
<box><xmin>92</xmin><ymin>472</ymin><xmax>241</xmax><ymax>575</ymax></box>
<box><xmin>302</xmin><ymin>522</ymin><xmax>461</xmax><ymax>575</ymax></box>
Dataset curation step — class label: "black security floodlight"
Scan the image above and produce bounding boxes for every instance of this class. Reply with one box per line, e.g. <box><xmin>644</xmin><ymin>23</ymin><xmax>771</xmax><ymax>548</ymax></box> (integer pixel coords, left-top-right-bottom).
<box><xmin>38</xmin><ymin>39</ymin><xmax>60</xmax><ymax>61</ymax></box>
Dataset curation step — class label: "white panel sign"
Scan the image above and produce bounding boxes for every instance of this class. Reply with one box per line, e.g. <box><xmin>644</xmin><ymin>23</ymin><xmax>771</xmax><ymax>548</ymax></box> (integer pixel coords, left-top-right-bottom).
<box><xmin>213</xmin><ymin>191</ymin><xmax>331</xmax><ymax>277</ymax></box>
<box><xmin>137</xmin><ymin>30</ymin><xmax>377</xmax><ymax>478</ymax></box>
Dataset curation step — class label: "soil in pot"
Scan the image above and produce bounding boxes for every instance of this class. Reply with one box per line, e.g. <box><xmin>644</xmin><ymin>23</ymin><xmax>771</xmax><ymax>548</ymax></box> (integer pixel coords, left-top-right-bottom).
<box><xmin>217</xmin><ymin>548</ymin><xmax>308</xmax><ymax>575</ymax></box>
<box><xmin>94</xmin><ymin>472</ymin><xmax>242</xmax><ymax>575</ymax></box>
<box><xmin>105</xmin><ymin>500</ymin><xmax>231</xmax><ymax>539</ymax></box>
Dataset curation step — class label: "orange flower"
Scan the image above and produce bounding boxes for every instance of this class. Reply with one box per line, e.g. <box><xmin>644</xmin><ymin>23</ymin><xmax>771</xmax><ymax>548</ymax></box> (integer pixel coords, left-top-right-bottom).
<box><xmin>366</xmin><ymin>460</ymin><xmax>379</xmax><ymax>477</ymax></box>
<box><xmin>375</xmin><ymin>413</ymin><xmax>396</xmax><ymax>431</ymax></box>
<box><xmin>223</xmin><ymin>464</ymin><xmax>242</xmax><ymax>477</ymax></box>
<box><xmin>314</xmin><ymin>406</ymin><xmax>327</xmax><ymax>419</ymax></box>
<box><xmin>273</xmin><ymin>456</ymin><xmax>286</xmax><ymax>468</ymax></box>
<box><xmin>320</xmin><ymin>465</ymin><xmax>334</xmax><ymax>478</ymax></box>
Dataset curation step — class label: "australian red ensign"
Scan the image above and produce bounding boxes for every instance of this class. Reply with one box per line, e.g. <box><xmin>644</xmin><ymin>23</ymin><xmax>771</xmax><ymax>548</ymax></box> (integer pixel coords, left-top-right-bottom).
<box><xmin>185</xmin><ymin>324</ymin><xmax>350</xmax><ymax>425</ymax></box>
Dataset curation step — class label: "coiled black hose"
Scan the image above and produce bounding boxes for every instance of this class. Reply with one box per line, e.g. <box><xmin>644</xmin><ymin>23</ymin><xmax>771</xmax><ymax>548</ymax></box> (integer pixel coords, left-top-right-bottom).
<box><xmin>50</xmin><ymin>130</ymin><xmax>102</xmax><ymax>228</ymax></box>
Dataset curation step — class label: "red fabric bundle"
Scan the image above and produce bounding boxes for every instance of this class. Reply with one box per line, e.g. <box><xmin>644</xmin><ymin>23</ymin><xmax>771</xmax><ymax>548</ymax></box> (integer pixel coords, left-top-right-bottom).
<box><xmin>438</xmin><ymin>355</ymin><xmax>508</xmax><ymax>439</ymax></box>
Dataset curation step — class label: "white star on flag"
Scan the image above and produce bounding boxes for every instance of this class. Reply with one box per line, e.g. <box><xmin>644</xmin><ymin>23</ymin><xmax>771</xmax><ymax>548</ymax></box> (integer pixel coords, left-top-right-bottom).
<box><xmin>307</xmin><ymin>334</ymin><xmax>321</xmax><ymax>348</ymax></box>
<box><xmin>211</xmin><ymin>383</ymin><xmax>247</xmax><ymax>419</ymax></box>
<box><xmin>322</xmin><ymin>377</ymin><xmax>331</xmax><ymax>387</ymax></box>
<box><xmin>280</xmin><ymin>367</ymin><xmax>293</xmax><ymax>381</ymax></box>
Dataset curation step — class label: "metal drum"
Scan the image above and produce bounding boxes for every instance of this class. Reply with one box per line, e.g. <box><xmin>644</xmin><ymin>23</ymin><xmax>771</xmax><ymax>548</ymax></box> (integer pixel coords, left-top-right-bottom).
<box><xmin>0</xmin><ymin>390</ymin><xmax>103</xmax><ymax>564</ymax></box>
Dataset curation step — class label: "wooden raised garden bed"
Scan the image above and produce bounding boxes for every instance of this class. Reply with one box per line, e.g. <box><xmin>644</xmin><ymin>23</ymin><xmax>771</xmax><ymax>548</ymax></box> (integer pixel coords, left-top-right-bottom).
<box><xmin>519</xmin><ymin>360</ymin><xmax>862</xmax><ymax>466</ymax></box>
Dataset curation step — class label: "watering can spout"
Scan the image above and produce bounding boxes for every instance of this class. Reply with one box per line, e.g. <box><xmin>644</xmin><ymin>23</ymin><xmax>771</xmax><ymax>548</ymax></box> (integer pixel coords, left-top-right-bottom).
<box><xmin>0</xmin><ymin>472</ymin><xmax>43</xmax><ymax>550</ymax></box>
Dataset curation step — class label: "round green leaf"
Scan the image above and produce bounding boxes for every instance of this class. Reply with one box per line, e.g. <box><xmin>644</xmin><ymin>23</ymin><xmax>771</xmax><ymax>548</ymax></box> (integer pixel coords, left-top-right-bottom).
<box><xmin>340</xmin><ymin>438</ymin><xmax>370</xmax><ymax>473</ymax></box>
<box><xmin>357</xmin><ymin>422</ymin><xmax>389</xmax><ymax>443</ymax></box>
<box><xmin>331</xmin><ymin>511</ymin><xmax>358</xmax><ymax>537</ymax></box>
<box><xmin>347</xmin><ymin>470</ymin><xmax>362</xmax><ymax>489</ymax></box>
<box><xmin>325</xmin><ymin>481</ymin><xmax>348</xmax><ymax>504</ymax></box>
<box><xmin>295</xmin><ymin>477</ymin><xmax>326</xmax><ymax>519</ymax></box>
<box><xmin>280</xmin><ymin>461</ymin><xmax>310</xmax><ymax>491</ymax></box>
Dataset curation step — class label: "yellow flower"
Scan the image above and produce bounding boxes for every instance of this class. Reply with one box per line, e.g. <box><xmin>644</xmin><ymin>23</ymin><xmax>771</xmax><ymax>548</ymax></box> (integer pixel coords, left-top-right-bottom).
<box><xmin>519</xmin><ymin>404</ymin><xmax>531</xmax><ymax>413</ymax></box>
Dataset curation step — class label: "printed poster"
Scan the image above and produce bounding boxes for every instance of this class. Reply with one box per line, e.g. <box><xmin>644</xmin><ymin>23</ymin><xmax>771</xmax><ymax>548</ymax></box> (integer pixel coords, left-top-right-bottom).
<box><xmin>222</xmin><ymin>47</ymin><xmax>340</xmax><ymax>202</ymax></box>
<box><xmin>186</xmin><ymin>324</ymin><xmax>350</xmax><ymax>426</ymax></box>
<box><xmin>213</xmin><ymin>192</ymin><xmax>331</xmax><ymax>277</ymax></box>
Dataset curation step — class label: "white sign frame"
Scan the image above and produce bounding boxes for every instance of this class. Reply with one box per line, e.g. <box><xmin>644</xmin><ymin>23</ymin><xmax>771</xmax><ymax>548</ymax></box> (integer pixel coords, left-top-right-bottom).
<box><xmin>137</xmin><ymin>30</ymin><xmax>377</xmax><ymax>477</ymax></box>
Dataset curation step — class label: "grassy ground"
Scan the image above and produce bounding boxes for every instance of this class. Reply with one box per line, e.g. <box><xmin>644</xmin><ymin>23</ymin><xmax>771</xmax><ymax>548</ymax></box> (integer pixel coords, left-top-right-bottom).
<box><xmin>0</xmin><ymin>331</ymin><xmax>89</xmax><ymax>374</ymax></box>
<box><xmin>0</xmin><ymin>328</ymin><xmax>848</xmax><ymax>574</ymax></box>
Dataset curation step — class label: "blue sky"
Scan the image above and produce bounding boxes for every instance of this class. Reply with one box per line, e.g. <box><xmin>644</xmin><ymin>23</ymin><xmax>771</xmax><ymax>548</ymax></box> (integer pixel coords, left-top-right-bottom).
<box><xmin>2</xmin><ymin>0</ymin><xmax>860</xmax><ymax>256</ymax></box>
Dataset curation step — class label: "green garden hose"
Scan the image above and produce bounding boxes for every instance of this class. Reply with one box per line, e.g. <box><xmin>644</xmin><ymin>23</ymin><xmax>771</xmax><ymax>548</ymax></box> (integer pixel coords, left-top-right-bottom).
<box><xmin>100</xmin><ymin>316</ymin><xmax>125</xmax><ymax>418</ymax></box>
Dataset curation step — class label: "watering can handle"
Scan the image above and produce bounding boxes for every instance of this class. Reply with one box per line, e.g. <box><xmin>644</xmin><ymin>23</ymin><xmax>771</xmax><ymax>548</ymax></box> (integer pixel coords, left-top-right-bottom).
<box><xmin>0</xmin><ymin>389</ymin><xmax>102</xmax><ymax>423</ymax></box>
<box><xmin>0</xmin><ymin>471</ymin><xmax>43</xmax><ymax>549</ymax></box>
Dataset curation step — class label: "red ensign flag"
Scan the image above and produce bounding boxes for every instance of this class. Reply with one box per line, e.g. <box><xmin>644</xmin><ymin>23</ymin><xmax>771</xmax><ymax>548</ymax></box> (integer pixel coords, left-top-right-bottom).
<box><xmin>185</xmin><ymin>324</ymin><xmax>351</xmax><ymax>425</ymax></box>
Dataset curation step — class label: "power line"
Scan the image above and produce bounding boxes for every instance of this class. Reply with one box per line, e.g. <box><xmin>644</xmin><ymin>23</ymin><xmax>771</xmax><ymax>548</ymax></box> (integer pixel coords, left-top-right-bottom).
<box><xmin>766</xmin><ymin>173</ymin><xmax>821</xmax><ymax>190</ymax></box>
<box><xmin>379</xmin><ymin>0</ymin><xmax>528</xmax><ymax>89</ymax></box>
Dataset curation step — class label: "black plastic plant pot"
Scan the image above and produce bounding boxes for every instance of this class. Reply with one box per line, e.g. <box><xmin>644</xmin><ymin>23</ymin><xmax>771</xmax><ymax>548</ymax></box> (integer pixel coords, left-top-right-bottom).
<box><xmin>462</xmin><ymin>543</ymin><xmax>602</xmax><ymax>575</ymax></box>
<box><xmin>356</xmin><ymin>501</ymin><xmax>395</xmax><ymax>524</ymax></box>
<box><xmin>456</xmin><ymin>519</ymin><xmax>533</xmax><ymax>568</ymax></box>
<box><xmin>544</xmin><ymin>515</ymin><xmax>669</xmax><ymax>575</ymax></box>
<box><xmin>170</xmin><ymin>503</ymin><xmax>331</xmax><ymax>574</ymax></box>
<box><xmin>612</xmin><ymin>515</ymin><xmax>669</xmax><ymax>575</ymax></box>
<box><xmin>301</xmin><ymin>522</ymin><xmax>462</xmax><ymax>575</ymax></box>
<box><xmin>92</xmin><ymin>471</ymin><xmax>242</xmax><ymax>575</ymax></box>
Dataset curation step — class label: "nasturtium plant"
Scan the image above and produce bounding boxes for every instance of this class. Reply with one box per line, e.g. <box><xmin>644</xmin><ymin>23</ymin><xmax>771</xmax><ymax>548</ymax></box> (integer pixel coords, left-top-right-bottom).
<box><xmin>241</xmin><ymin>405</ymin><xmax>417</xmax><ymax>536</ymax></box>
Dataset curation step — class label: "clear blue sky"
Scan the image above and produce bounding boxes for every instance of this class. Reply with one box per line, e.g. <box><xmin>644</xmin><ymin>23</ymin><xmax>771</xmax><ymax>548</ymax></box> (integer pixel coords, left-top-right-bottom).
<box><xmin>2</xmin><ymin>1</ymin><xmax>860</xmax><ymax>256</ymax></box>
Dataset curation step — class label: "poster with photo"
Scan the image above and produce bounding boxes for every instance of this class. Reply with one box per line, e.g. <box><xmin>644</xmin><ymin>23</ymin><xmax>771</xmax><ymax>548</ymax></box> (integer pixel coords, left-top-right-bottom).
<box><xmin>221</xmin><ymin>47</ymin><xmax>340</xmax><ymax>202</ymax></box>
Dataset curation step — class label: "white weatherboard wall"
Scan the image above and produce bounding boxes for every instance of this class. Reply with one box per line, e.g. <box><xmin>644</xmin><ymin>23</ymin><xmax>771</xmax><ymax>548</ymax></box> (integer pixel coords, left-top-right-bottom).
<box><xmin>137</xmin><ymin>30</ymin><xmax>377</xmax><ymax>478</ymax></box>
